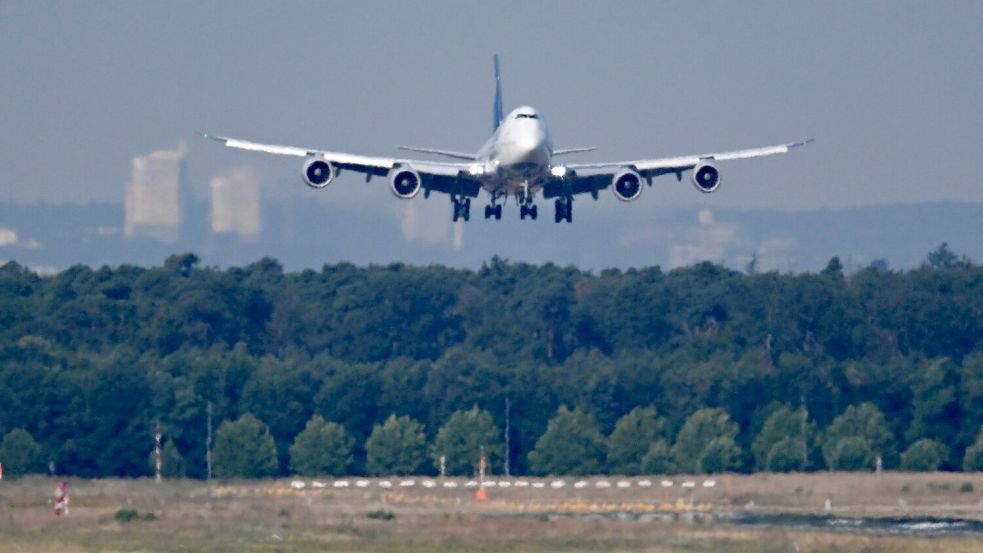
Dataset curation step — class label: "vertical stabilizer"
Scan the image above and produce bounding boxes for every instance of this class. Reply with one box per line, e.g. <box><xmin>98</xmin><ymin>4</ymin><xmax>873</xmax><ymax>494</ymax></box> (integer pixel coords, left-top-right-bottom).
<box><xmin>493</xmin><ymin>55</ymin><xmax>503</xmax><ymax>131</ymax></box>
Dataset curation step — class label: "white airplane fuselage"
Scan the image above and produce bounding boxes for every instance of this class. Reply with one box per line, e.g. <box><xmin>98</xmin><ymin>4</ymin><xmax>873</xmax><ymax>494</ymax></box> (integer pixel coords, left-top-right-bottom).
<box><xmin>475</xmin><ymin>106</ymin><xmax>553</xmax><ymax>199</ymax></box>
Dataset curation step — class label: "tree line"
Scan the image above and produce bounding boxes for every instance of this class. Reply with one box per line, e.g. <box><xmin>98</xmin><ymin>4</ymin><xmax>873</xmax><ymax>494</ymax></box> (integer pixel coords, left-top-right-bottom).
<box><xmin>0</xmin><ymin>244</ymin><xmax>982</xmax><ymax>478</ymax></box>
<box><xmin>6</xmin><ymin>402</ymin><xmax>983</xmax><ymax>478</ymax></box>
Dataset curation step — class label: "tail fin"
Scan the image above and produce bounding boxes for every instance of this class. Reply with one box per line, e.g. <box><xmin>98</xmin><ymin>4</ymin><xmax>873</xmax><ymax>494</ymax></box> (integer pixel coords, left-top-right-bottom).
<box><xmin>493</xmin><ymin>54</ymin><xmax>503</xmax><ymax>132</ymax></box>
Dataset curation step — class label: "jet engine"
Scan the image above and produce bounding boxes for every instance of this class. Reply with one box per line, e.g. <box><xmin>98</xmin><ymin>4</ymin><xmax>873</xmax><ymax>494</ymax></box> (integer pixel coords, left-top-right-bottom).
<box><xmin>389</xmin><ymin>167</ymin><xmax>422</xmax><ymax>199</ymax></box>
<box><xmin>691</xmin><ymin>161</ymin><xmax>722</xmax><ymax>193</ymax></box>
<box><xmin>612</xmin><ymin>169</ymin><xmax>643</xmax><ymax>202</ymax></box>
<box><xmin>303</xmin><ymin>158</ymin><xmax>336</xmax><ymax>189</ymax></box>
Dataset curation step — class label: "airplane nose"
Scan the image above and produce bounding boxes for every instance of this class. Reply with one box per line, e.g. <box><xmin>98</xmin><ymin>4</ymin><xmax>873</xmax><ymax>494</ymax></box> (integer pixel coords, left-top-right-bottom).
<box><xmin>517</xmin><ymin>135</ymin><xmax>540</xmax><ymax>154</ymax></box>
<box><xmin>515</xmin><ymin>131</ymin><xmax>548</xmax><ymax>163</ymax></box>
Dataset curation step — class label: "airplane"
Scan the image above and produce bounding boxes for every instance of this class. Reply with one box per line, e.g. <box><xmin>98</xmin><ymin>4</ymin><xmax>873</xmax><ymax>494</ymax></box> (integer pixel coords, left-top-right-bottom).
<box><xmin>202</xmin><ymin>56</ymin><xmax>811</xmax><ymax>224</ymax></box>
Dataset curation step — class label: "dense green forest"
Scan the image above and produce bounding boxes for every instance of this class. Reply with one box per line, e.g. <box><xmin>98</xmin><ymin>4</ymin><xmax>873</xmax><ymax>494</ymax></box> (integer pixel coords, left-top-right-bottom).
<box><xmin>1</xmin><ymin>245</ymin><xmax>982</xmax><ymax>478</ymax></box>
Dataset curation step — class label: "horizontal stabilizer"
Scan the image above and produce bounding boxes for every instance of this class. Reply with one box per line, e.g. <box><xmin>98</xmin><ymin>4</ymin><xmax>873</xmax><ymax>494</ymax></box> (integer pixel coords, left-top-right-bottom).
<box><xmin>395</xmin><ymin>146</ymin><xmax>477</xmax><ymax>161</ymax></box>
<box><xmin>553</xmin><ymin>147</ymin><xmax>597</xmax><ymax>156</ymax></box>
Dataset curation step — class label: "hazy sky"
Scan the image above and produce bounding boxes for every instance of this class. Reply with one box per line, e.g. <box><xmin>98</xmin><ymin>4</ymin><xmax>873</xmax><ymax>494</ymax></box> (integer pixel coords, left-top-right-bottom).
<box><xmin>2</xmin><ymin>1</ymin><xmax>982</xmax><ymax>214</ymax></box>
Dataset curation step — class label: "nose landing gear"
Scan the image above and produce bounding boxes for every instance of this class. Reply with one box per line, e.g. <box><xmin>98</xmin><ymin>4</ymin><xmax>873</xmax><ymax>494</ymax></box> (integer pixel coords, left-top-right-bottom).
<box><xmin>517</xmin><ymin>187</ymin><xmax>537</xmax><ymax>221</ymax></box>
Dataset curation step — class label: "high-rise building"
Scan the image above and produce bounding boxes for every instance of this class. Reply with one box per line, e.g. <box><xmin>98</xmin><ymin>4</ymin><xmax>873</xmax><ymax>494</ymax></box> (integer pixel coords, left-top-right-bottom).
<box><xmin>210</xmin><ymin>168</ymin><xmax>261</xmax><ymax>240</ymax></box>
<box><xmin>124</xmin><ymin>142</ymin><xmax>187</xmax><ymax>243</ymax></box>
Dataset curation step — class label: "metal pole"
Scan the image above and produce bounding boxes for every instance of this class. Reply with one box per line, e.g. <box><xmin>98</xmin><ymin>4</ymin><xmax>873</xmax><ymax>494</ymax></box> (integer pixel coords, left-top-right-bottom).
<box><xmin>504</xmin><ymin>396</ymin><xmax>511</xmax><ymax>477</ymax></box>
<box><xmin>800</xmin><ymin>395</ymin><xmax>808</xmax><ymax>469</ymax></box>
<box><xmin>206</xmin><ymin>401</ymin><xmax>213</xmax><ymax>481</ymax></box>
<box><xmin>154</xmin><ymin>419</ymin><xmax>162</xmax><ymax>482</ymax></box>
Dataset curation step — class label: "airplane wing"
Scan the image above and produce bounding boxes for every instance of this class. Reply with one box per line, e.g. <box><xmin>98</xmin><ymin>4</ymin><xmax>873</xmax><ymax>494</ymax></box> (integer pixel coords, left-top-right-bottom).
<box><xmin>201</xmin><ymin>133</ymin><xmax>483</xmax><ymax>197</ymax></box>
<box><xmin>544</xmin><ymin>139</ymin><xmax>813</xmax><ymax>199</ymax></box>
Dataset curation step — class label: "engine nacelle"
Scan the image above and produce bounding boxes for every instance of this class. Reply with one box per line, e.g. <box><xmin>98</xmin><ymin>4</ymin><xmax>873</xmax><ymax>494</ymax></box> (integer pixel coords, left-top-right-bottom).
<box><xmin>389</xmin><ymin>167</ymin><xmax>422</xmax><ymax>199</ymax></box>
<box><xmin>303</xmin><ymin>158</ymin><xmax>336</xmax><ymax>189</ymax></box>
<box><xmin>612</xmin><ymin>169</ymin><xmax>643</xmax><ymax>202</ymax></box>
<box><xmin>691</xmin><ymin>161</ymin><xmax>722</xmax><ymax>193</ymax></box>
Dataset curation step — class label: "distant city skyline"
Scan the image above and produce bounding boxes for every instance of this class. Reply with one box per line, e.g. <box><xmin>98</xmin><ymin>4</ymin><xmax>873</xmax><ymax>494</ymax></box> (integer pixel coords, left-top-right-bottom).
<box><xmin>1</xmin><ymin>197</ymin><xmax>981</xmax><ymax>276</ymax></box>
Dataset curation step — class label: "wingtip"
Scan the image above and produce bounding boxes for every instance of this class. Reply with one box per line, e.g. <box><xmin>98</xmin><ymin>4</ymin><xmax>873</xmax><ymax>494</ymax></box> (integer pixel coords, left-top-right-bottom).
<box><xmin>791</xmin><ymin>138</ymin><xmax>815</xmax><ymax>148</ymax></box>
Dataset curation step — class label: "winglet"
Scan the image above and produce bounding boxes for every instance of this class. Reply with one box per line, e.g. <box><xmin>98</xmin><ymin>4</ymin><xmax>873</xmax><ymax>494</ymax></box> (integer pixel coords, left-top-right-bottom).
<box><xmin>493</xmin><ymin>54</ymin><xmax>503</xmax><ymax>132</ymax></box>
<box><xmin>789</xmin><ymin>138</ymin><xmax>815</xmax><ymax>149</ymax></box>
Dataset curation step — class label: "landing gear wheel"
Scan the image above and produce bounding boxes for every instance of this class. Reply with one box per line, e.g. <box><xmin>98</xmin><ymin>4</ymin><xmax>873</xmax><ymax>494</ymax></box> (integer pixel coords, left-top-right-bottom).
<box><xmin>495</xmin><ymin>204</ymin><xmax>502</xmax><ymax>220</ymax></box>
<box><xmin>530</xmin><ymin>205</ymin><xmax>538</xmax><ymax>220</ymax></box>
<box><xmin>554</xmin><ymin>199</ymin><xmax>573</xmax><ymax>223</ymax></box>
<box><xmin>452</xmin><ymin>198</ymin><xmax>470</xmax><ymax>222</ymax></box>
<box><xmin>484</xmin><ymin>205</ymin><xmax>492</xmax><ymax>219</ymax></box>
<box><xmin>520</xmin><ymin>205</ymin><xmax>528</xmax><ymax>220</ymax></box>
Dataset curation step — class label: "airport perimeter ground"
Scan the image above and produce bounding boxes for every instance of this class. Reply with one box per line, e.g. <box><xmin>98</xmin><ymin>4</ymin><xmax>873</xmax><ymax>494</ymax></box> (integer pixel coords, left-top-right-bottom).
<box><xmin>2</xmin><ymin>472</ymin><xmax>983</xmax><ymax>553</ymax></box>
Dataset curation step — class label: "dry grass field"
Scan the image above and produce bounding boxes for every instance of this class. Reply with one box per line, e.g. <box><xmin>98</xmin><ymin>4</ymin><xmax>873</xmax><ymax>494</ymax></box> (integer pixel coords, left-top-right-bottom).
<box><xmin>1</xmin><ymin>473</ymin><xmax>982</xmax><ymax>553</ymax></box>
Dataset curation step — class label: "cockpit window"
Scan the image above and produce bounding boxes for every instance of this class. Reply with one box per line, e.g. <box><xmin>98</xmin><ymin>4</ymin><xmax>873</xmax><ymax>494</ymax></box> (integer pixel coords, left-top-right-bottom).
<box><xmin>516</xmin><ymin>113</ymin><xmax>539</xmax><ymax>119</ymax></box>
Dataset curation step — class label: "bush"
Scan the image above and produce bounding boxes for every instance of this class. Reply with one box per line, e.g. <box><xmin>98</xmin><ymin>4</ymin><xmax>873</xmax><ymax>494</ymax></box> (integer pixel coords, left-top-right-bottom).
<box><xmin>366</xmin><ymin>509</ymin><xmax>395</xmax><ymax>520</ymax></box>
<box><xmin>0</xmin><ymin>429</ymin><xmax>42</xmax><ymax>476</ymax></box>
<box><xmin>828</xmin><ymin>436</ymin><xmax>874</xmax><ymax>471</ymax></box>
<box><xmin>114</xmin><ymin>509</ymin><xmax>140</xmax><ymax>523</ymax></box>
<box><xmin>900</xmin><ymin>439</ymin><xmax>948</xmax><ymax>471</ymax></box>
<box><xmin>960</xmin><ymin>482</ymin><xmax>974</xmax><ymax>493</ymax></box>
<box><xmin>148</xmin><ymin>439</ymin><xmax>186</xmax><ymax>478</ymax></box>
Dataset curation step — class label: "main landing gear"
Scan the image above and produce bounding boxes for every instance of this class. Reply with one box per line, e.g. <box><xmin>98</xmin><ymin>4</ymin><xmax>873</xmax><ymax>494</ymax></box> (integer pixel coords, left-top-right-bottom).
<box><xmin>554</xmin><ymin>199</ymin><xmax>573</xmax><ymax>223</ymax></box>
<box><xmin>452</xmin><ymin>198</ymin><xmax>471</xmax><ymax>222</ymax></box>
<box><xmin>484</xmin><ymin>204</ymin><xmax>503</xmax><ymax>220</ymax></box>
<box><xmin>519</xmin><ymin>204</ymin><xmax>538</xmax><ymax>220</ymax></box>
